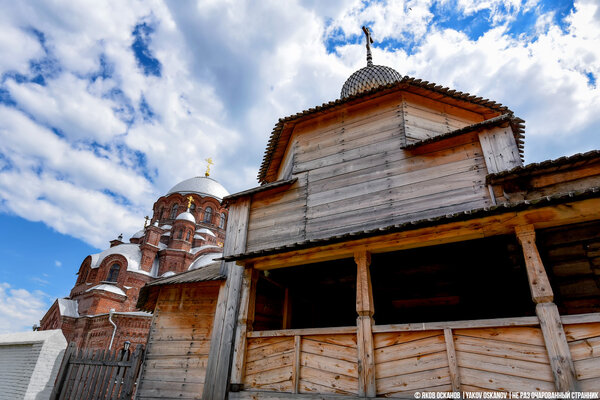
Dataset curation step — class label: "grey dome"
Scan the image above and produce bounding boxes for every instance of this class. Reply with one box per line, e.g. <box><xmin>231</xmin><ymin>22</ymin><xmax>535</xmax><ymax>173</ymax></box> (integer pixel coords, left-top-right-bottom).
<box><xmin>341</xmin><ymin>64</ymin><xmax>402</xmax><ymax>98</ymax></box>
<box><xmin>167</xmin><ymin>176</ymin><xmax>229</xmax><ymax>200</ymax></box>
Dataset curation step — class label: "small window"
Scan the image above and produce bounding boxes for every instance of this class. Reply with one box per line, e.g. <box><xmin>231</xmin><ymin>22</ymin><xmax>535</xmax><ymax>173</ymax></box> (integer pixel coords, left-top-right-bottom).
<box><xmin>185</xmin><ymin>230</ymin><xmax>191</xmax><ymax>241</ymax></box>
<box><xmin>169</xmin><ymin>204</ymin><xmax>179</xmax><ymax>219</ymax></box>
<box><xmin>107</xmin><ymin>264</ymin><xmax>120</xmax><ymax>282</ymax></box>
<box><xmin>158</xmin><ymin>207</ymin><xmax>164</xmax><ymax>220</ymax></box>
<box><xmin>79</xmin><ymin>268</ymin><xmax>88</xmax><ymax>284</ymax></box>
<box><xmin>177</xmin><ymin>229</ymin><xmax>183</xmax><ymax>239</ymax></box>
<box><xmin>219</xmin><ymin>212</ymin><xmax>226</xmax><ymax>228</ymax></box>
<box><xmin>204</xmin><ymin>207</ymin><xmax>213</xmax><ymax>223</ymax></box>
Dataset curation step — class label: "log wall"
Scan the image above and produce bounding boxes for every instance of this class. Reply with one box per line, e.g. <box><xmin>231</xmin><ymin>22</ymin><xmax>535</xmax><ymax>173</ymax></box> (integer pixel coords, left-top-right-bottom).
<box><xmin>246</xmin><ymin>92</ymin><xmax>491</xmax><ymax>253</ymax></box>
<box><xmin>565</xmin><ymin>322</ymin><xmax>600</xmax><ymax>390</ymax></box>
<box><xmin>137</xmin><ymin>282</ymin><xmax>220</xmax><ymax>399</ymax></box>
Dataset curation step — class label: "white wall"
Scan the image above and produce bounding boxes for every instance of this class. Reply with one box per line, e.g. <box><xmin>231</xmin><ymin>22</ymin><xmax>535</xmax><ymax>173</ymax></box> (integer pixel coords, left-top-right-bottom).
<box><xmin>0</xmin><ymin>330</ymin><xmax>67</xmax><ymax>400</ymax></box>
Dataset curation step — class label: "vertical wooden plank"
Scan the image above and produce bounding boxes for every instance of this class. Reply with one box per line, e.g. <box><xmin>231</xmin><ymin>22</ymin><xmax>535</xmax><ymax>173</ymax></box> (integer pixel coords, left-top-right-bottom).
<box><xmin>203</xmin><ymin>197</ymin><xmax>252</xmax><ymax>400</ymax></box>
<box><xmin>355</xmin><ymin>249</ymin><xmax>376</xmax><ymax>397</ymax></box>
<box><xmin>119</xmin><ymin>345</ymin><xmax>144</xmax><ymax>400</ymax></box>
<box><xmin>515</xmin><ymin>225</ymin><xmax>554</xmax><ymax>303</ymax></box>
<box><xmin>96</xmin><ymin>349</ymin><xmax>117</xmax><ymax>399</ymax></box>
<box><xmin>478</xmin><ymin>126</ymin><xmax>522</xmax><ymax>174</ymax></box>
<box><xmin>515</xmin><ymin>224</ymin><xmax>577</xmax><ymax>391</ymax></box>
<box><xmin>282</xmin><ymin>287</ymin><xmax>292</xmax><ymax>329</ymax></box>
<box><xmin>444</xmin><ymin>328</ymin><xmax>461</xmax><ymax>392</ymax></box>
<box><xmin>50</xmin><ymin>342</ymin><xmax>76</xmax><ymax>400</ymax></box>
<box><xmin>105</xmin><ymin>349</ymin><xmax>127</xmax><ymax>399</ymax></box>
<box><xmin>230</xmin><ymin>267</ymin><xmax>258</xmax><ymax>384</ymax></box>
<box><xmin>111</xmin><ymin>350</ymin><xmax>129</xmax><ymax>399</ymax></box>
<box><xmin>73</xmin><ymin>348</ymin><xmax>92</xmax><ymax>399</ymax></box>
<box><xmin>536</xmin><ymin>303</ymin><xmax>578</xmax><ymax>391</ymax></box>
<box><xmin>80</xmin><ymin>349</ymin><xmax>100</xmax><ymax>400</ymax></box>
<box><xmin>292</xmin><ymin>335</ymin><xmax>301</xmax><ymax>394</ymax></box>
<box><xmin>65</xmin><ymin>348</ymin><xmax>85</xmax><ymax>400</ymax></box>
<box><xmin>84</xmin><ymin>349</ymin><xmax>105</xmax><ymax>400</ymax></box>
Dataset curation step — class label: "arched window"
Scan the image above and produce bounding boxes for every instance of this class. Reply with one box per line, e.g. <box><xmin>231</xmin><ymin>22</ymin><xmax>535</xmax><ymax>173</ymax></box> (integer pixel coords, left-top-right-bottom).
<box><xmin>158</xmin><ymin>207</ymin><xmax>164</xmax><ymax>220</ymax></box>
<box><xmin>79</xmin><ymin>268</ymin><xmax>88</xmax><ymax>284</ymax></box>
<box><xmin>219</xmin><ymin>212</ymin><xmax>226</xmax><ymax>228</ymax></box>
<box><xmin>185</xmin><ymin>230</ymin><xmax>191</xmax><ymax>241</ymax></box>
<box><xmin>177</xmin><ymin>229</ymin><xmax>183</xmax><ymax>239</ymax></box>
<box><xmin>107</xmin><ymin>264</ymin><xmax>120</xmax><ymax>282</ymax></box>
<box><xmin>170</xmin><ymin>204</ymin><xmax>179</xmax><ymax>219</ymax></box>
<box><xmin>204</xmin><ymin>207</ymin><xmax>213</xmax><ymax>223</ymax></box>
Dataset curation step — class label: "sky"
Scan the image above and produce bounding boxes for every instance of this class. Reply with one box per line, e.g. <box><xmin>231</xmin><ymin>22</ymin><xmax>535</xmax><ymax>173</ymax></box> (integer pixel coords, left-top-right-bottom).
<box><xmin>0</xmin><ymin>0</ymin><xmax>599</xmax><ymax>334</ymax></box>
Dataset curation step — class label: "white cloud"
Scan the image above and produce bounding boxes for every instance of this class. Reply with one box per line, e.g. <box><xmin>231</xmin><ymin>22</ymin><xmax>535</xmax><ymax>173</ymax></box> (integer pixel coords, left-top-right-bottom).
<box><xmin>0</xmin><ymin>283</ymin><xmax>50</xmax><ymax>334</ymax></box>
<box><xmin>54</xmin><ymin>260</ymin><xmax>62</xmax><ymax>267</ymax></box>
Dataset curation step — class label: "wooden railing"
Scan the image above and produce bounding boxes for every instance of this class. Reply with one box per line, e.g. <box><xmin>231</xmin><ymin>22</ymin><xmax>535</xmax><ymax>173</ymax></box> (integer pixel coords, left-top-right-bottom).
<box><xmin>232</xmin><ymin>314</ymin><xmax>600</xmax><ymax>398</ymax></box>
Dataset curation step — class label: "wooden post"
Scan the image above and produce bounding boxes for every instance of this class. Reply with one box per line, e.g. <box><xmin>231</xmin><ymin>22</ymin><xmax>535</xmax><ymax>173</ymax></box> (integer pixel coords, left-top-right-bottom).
<box><xmin>515</xmin><ymin>224</ymin><xmax>577</xmax><ymax>391</ymax></box>
<box><xmin>230</xmin><ymin>267</ymin><xmax>258</xmax><ymax>386</ymax></box>
<box><xmin>203</xmin><ymin>197</ymin><xmax>251</xmax><ymax>400</ymax></box>
<box><xmin>443</xmin><ymin>329</ymin><xmax>461</xmax><ymax>392</ymax></box>
<box><xmin>292</xmin><ymin>335</ymin><xmax>301</xmax><ymax>394</ymax></box>
<box><xmin>355</xmin><ymin>249</ymin><xmax>376</xmax><ymax>397</ymax></box>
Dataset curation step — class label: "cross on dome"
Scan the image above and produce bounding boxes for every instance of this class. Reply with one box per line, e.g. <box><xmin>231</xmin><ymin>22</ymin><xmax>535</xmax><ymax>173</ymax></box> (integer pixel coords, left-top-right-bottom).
<box><xmin>362</xmin><ymin>26</ymin><xmax>374</xmax><ymax>66</ymax></box>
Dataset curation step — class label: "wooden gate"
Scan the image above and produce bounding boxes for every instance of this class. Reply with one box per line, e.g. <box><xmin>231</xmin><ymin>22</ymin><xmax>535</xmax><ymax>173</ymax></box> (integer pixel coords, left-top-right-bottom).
<box><xmin>50</xmin><ymin>342</ymin><xmax>144</xmax><ymax>400</ymax></box>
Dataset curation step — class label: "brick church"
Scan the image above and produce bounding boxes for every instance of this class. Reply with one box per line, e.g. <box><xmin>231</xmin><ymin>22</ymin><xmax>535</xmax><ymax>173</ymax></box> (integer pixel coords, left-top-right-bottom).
<box><xmin>39</xmin><ymin>174</ymin><xmax>230</xmax><ymax>350</ymax></box>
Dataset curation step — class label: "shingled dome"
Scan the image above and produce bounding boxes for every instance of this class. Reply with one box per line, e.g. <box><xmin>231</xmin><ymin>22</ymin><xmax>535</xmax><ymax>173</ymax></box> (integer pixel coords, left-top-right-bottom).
<box><xmin>167</xmin><ymin>176</ymin><xmax>229</xmax><ymax>200</ymax></box>
<box><xmin>341</xmin><ymin>64</ymin><xmax>402</xmax><ymax>98</ymax></box>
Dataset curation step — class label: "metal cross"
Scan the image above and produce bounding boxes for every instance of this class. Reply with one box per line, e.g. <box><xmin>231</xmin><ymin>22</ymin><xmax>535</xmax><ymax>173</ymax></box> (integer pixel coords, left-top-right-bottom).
<box><xmin>144</xmin><ymin>215</ymin><xmax>150</xmax><ymax>227</ymax></box>
<box><xmin>187</xmin><ymin>195</ymin><xmax>194</xmax><ymax>209</ymax></box>
<box><xmin>362</xmin><ymin>26</ymin><xmax>374</xmax><ymax>66</ymax></box>
<box><xmin>205</xmin><ymin>158</ymin><xmax>214</xmax><ymax>177</ymax></box>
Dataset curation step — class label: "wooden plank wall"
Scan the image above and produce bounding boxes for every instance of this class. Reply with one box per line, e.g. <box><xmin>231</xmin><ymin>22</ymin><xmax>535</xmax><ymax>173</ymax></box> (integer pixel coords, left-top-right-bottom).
<box><xmin>454</xmin><ymin>326</ymin><xmax>555</xmax><ymax>392</ymax></box>
<box><xmin>374</xmin><ymin>330</ymin><xmax>451</xmax><ymax>396</ymax></box>
<box><xmin>565</xmin><ymin>322</ymin><xmax>600</xmax><ymax>390</ymax></box>
<box><xmin>243</xmin><ymin>333</ymin><xmax>359</xmax><ymax>396</ymax></box>
<box><xmin>246</xmin><ymin>92</ymin><xmax>491</xmax><ymax>253</ymax></box>
<box><xmin>137</xmin><ymin>283</ymin><xmax>220</xmax><ymax>400</ymax></box>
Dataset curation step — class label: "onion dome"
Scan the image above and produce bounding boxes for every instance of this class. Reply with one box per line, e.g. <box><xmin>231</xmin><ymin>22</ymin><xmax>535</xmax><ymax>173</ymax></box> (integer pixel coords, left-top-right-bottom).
<box><xmin>176</xmin><ymin>210</ymin><xmax>196</xmax><ymax>223</ymax></box>
<box><xmin>340</xmin><ymin>25</ymin><xmax>402</xmax><ymax>99</ymax></box>
<box><xmin>167</xmin><ymin>176</ymin><xmax>229</xmax><ymax>200</ymax></box>
<box><xmin>341</xmin><ymin>65</ymin><xmax>402</xmax><ymax>98</ymax></box>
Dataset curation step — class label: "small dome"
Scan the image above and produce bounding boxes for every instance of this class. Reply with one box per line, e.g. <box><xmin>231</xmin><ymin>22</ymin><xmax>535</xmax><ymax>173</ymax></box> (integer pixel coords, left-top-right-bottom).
<box><xmin>341</xmin><ymin>64</ymin><xmax>402</xmax><ymax>98</ymax></box>
<box><xmin>176</xmin><ymin>211</ymin><xmax>196</xmax><ymax>223</ymax></box>
<box><xmin>131</xmin><ymin>229</ymin><xmax>145</xmax><ymax>239</ymax></box>
<box><xmin>167</xmin><ymin>176</ymin><xmax>229</xmax><ymax>200</ymax></box>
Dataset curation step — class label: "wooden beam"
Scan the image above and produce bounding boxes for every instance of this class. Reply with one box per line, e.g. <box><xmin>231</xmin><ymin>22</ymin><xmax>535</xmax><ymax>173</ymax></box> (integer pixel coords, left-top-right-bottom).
<box><xmin>355</xmin><ymin>249</ymin><xmax>376</xmax><ymax>397</ymax></box>
<box><xmin>292</xmin><ymin>335</ymin><xmax>301</xmax><ymax>394</ymax></box>
<box><xmin>536</xmin><ymin>303</ymin><xmax>578</xmax><ymax>391</ymax></box>
<box><xmin>230</xmin><ymin>267</ymin><xmax>258</xmax><ymax>385</ymax></box>
<box><xmin>355</xmin><ymin>249</ymin><xmax>373</xmax><ymax>317</ymax></box>
<box><xmin>444</xmin><ymin>328</ymin><xmax>461</xmax><ymax>392</ymax></box>
<box><xmin>245</xmin><ymin>197</ymin><xmax>600</xmax><ymax>270</ymax></box>
<box><xmin>282</xmin><ymin>288</ymin><xmax>292</xmax><ymax>329</ymax></box>
<box><xmin>203</xmin><ymin>198</ymin><xmax>251</xmax><ymax>400</ymax></box>
<box><xmin>515</xmin><ymin>224</ymin><xmax>554</xmax><ymax>303</ymax></box>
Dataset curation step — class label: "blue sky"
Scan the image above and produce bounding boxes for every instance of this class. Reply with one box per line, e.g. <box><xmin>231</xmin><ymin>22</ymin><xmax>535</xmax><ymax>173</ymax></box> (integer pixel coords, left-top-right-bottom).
<box><xmin>0</xmin><ymin>0</ymin><xmax>599</xmax><ymax>333</ymax></box>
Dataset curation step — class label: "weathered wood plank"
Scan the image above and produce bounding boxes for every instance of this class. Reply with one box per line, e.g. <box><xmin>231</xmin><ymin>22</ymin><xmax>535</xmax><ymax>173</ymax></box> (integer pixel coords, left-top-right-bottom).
<box><xmin>245</xmin><ymin>351</ymin><xmax>294</xmax><ymax>376</ymax></box>
<box><xmin>374</xmin><ymin>335</ymin><xmax>446</xmax><ymax>364</ymax></box>
<box><xmin>374</xmin><ymin>331</ymin><xmax>442</xmax><ymax>349</ymax></box>
<box><xmin>301</xmin><ymin>338</ymin><xmax>358</xmax><ymax>363</ymax></box>
<box><xmin>574</xmin><ymin>356</ymin><xmax>600</xmax><ymax>380</ymax></box>
<box><xmin>515</xmin><ymin>225</ymin><xmax>554</xmax><ymax>303</ymax></box>
<box><xmin>300</xmin><ymin>366</ymin><xmax>359</xmax><ymax>394</ymax></box>
<box><xmin>244</xmin><ymin>366</ymin><xmax>293</xmax><ymax>387</ymax></box>
<box><xmin>444</xmin><ymin>328</ymin><xmax>461</xmax><ymax>392</ymax></box>
<box><xmin>300</xmin><ymin>352</ymin><xmax>358</xmax><ymax>378</ymax></box>
<box><xmin>456</xmin><ymin>351</ymin><xmax>554</xmax><ymax>382</ymax></box>
<box><xmin>246</xmin><ymin>339</ymin><xmax>295</xmax><ymax>363</ymax></box>
<box><xmin>568</xmin><ymin>335</ymin><xmax>600</xmax><ymax>360</ymax></box>
<box><xmin>458</xmin><ymin>367</ymin><xmax>555</xmax><ymax>392</ymax></box>
<box><xmin>564</xmin><ymin>322</ymin><xmax>600</xmax><ymax>341</ymax></box>
<box><xmin>376</xmin><ymin>367</ymin><xmax>450</xmax><ymax>393</ymax></box>
<box><xmin>375</xmin><ymin>351</ymin><xmax>448</xmax><ymax>379</ymax></box>
<box><xmin>454</xmin><ymin>335</ymin><xmax>550</xmax><ymax>364</ymax></box>
<box><xmin>453</xmin><ymin>326</ymin><xmax>546</xmax><ymax>346</ymax></box>
<box><xmin>247</xmin><ymin>326</ymin><xmax>357</xmax><ymax>338</ymax></box>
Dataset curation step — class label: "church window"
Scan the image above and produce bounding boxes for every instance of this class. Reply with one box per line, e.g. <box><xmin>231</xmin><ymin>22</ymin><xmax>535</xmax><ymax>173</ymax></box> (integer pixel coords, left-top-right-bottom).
<box><xmin>78</xmin><ymin>268</ymin><xmax>88</xmax><ymax>284</ymax></box>
<box><xmin>219</xmin><ymin>212</ymin><xmax>226</xmax><ymax>228</ymax></box>
<box><xmin>107</xmin><ymin>264</ymin><xmax>120</xmax><ymax>283</ymax></box>
<box><xmin>158</xmin><ymin>207</ymin><xmax>164</xmax><ymax>220</ymax></box>
<box><xmin>177</xmin><ymin>229</ymin><xmax>183</xmax><ymax>239</ymax></box>
<box><xmin>170</xmin><ymin>204</ymin><xmax>179</xmax><ymax>219</ymax></box>
<box><xmin>185</xmin><ymin>230</ymin><xmax>191</xmax><ymax>241</ymax></box>
<box><xmin>204</xmin><ymin>207</ymin><xmax>213</xmax><ymax>223</ymax></box>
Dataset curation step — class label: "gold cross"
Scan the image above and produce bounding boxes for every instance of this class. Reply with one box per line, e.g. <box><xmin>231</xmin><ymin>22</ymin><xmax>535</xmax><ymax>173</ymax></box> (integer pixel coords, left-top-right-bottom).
<box><xmin>187</xmin><ymin>195</ymin><xmax>194</xmax><ymax>209</ymax></box>
<box><xmin>205</xmin><ymin>158</ymin><xmax>214</xmax><ymax>177</ymax></box>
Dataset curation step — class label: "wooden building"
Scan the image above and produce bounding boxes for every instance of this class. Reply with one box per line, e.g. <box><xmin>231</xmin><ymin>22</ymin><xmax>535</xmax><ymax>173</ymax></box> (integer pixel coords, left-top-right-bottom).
<box><xmin>137</xmin><ymin>29</ymin><xmax>600</xmax><ymax>399</ymax></box>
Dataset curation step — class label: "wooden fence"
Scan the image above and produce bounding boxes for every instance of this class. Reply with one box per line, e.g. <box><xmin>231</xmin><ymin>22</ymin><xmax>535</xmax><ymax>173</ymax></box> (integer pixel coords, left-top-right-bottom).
<box><xmin>50</xmin><ymin>342</ymin><xmax>144</xmax><ymax>400</ymax></box>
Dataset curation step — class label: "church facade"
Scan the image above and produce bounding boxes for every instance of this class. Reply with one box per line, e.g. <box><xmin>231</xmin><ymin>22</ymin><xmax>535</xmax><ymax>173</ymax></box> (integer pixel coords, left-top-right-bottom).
<box><xmin>39</xmin><ymin>176</ymin><xmax>230</xmax><ymax>350</ymax></box>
